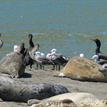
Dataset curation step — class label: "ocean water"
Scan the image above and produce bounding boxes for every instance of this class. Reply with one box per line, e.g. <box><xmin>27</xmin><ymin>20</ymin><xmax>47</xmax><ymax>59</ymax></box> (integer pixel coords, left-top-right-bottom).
<box><xmin>1</xmin><ymin>0</ymin><xmax>107</xmax><ymax>59</ymax></box>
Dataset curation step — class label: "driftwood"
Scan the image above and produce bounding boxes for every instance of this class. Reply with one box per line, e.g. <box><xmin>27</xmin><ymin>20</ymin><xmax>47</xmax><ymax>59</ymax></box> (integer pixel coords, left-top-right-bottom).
<box><xmin>0</xmin><ymin>76</ymin><xmax>68</xmax><ymax>102</ymax></box>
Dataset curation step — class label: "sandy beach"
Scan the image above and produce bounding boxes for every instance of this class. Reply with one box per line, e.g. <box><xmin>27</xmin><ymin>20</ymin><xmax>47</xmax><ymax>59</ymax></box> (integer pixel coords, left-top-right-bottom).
<box><xmin>0</xmin><ymin>63</ymin><xmax>106</xmax><ymax>107</ymax></box>
<box><xmin>23</xmin><ymin>67</ymin><xmax>107</xmax><ymax>99</ymax></box>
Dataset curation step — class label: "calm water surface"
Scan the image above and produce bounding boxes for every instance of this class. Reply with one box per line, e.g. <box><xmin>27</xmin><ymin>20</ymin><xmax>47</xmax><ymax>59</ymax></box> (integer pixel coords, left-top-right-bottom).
<box><xmin>1</xmin><ymin>0</ymin><xmax>107</xmax><ymax>59</ymax></box>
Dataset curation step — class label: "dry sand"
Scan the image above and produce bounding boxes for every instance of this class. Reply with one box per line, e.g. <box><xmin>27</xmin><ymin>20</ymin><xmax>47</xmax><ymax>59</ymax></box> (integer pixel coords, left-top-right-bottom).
<box><xmin>1</xmin><ymin>65</ymin><xmax>107</xmax><ymax>107</ymax></box>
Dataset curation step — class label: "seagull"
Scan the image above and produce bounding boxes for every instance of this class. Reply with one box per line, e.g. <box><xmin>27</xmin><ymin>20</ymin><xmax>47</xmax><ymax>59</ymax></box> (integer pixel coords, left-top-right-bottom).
<box><xmin>46</xmin><ymin>48</ymin><xmax>68</xmax><ymax>70</ymax></box>
<box><xmin>34</xmin><ymin>51</ymin><xmax>52</xmax><ymax>69</ymax></box>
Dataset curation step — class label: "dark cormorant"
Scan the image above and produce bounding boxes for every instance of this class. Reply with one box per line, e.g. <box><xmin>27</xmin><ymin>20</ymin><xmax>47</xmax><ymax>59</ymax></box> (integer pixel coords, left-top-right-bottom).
<box><xmin>52</xmin><ymin>55</ymin><xmax>68</xmax><ymax>70</ymax></box>
<box><xmin>20</xmin><ymin>43</ymin><xmax>26</xmax><ymax>55</ymax></box>
<box><xmin>92</xmin><ymin>38</ymin><xmax>107</xmax><ymax>67</ymax></box>
<box><xmin>0</xmin><ymin>34</ymin><xmax>3</xmax><ymax>48</ymax></box>
<box><xmin>25</xmin><ymin>34</ymin><xmax>35</xmax><ymax>69</ymax></box>
<box><xmin>93</xmin><ymin>39</ymin><xmax>101</xmax><ymax>55</ymax></box>
<box><xmin>34</xmin><ymin>51</ymin><xmax>53</xmax><ymax>70</ymax></box>
<box><xmin>28</xmin><ymin>34</ymin><xmax>34</xmax><ymax>48</ymax></box>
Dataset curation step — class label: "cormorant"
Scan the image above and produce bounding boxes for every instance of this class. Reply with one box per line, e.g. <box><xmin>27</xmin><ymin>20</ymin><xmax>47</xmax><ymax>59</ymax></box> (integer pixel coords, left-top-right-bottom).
<box><xmin>20</xmin><ymin>43</ymin><xmax>26</xmax><ymax>55</ymax></box>
<box><xmin>25</xmin><ymin>34</ymin><xmax>35</xmax><ymax>69</ymax></box>
<box><xmin>92</xmin><ymin>38</ymin><xmax>107</xmax><ymax>67</ymax></box>
<box><xmin>28</xmin><ymin>34</ymin><xmax>34</xmax><ymax>49</ymax></box>
<box><xmin>93</xmin><ymin>38</ymin><xmax>101</xmax><ymax>55</ymax></box>
<box><xmin>0</xmin><ymin>34</ymin><xmax>3</xmax><ymax>48</ymax></box>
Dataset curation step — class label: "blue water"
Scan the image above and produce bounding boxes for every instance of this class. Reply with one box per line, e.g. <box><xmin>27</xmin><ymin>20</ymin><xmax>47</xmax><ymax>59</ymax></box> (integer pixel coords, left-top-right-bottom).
<box><xmin>1</xmin><ymin>0</ymin><xmax>107</xmax><ymax>59</ymax></box>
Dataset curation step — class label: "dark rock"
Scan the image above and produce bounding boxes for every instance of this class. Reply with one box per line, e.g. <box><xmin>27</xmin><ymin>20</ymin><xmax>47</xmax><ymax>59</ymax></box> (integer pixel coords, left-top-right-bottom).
<box><xmin>0</xmin><ymin>76</ymin><xmax>68</xmax><ymax>102</ymax></box>
<box><xmin>0</xmin><ymin>52</ymin><xmax>26</xmax><ymax>78</ymax></box>
<box><xmin>59</xmin><ymin>57</ymin><xmax>107</xmax><ymax>82</ymax></box>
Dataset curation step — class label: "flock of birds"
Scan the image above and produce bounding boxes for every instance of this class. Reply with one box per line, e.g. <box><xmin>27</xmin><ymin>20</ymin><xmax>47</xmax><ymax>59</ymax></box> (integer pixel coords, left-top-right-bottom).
<box><xmin>27</xmin><ymin>34</ymin><xmax>69</xmax><ymax>70</ymax></box>
<box><xmin>1</xmin><ymin>34</ymin><xmax>107</xmax><ymax>70</ymax></box>
<box><xmin>0</xmin><ymin>34</ymin><xmax>68</xmax><ymax>70</ymax></box>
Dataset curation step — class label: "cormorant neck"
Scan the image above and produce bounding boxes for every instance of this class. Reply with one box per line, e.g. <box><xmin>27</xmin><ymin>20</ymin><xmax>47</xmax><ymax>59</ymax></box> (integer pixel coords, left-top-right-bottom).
<box><xmin>29</xmin><ymin>36</ymin><xmax>34</xmax><ymax>48</ymax></box>
<box><xmin>94</xmin><ymin>39</ymin><xmax>101</xmax><ymax>55</ymax></box>
<box><xmin>95</xmin><ymin>40</ymin><xmax>101</xmax><ymax>49</ymax></box>
<box><xmin>96</xmin><ymin>47</ymin><xmax>101</xmax><ymax>55</ymax></box>
<box><xmin>0</xmin><ymin>39</ymin><xmax>3</xmax><ymax>48</ymax></box>
<box><xmin>20</xmin><ymin>43</ymin><xmax>26</xmax><ymax>55</ymax></box>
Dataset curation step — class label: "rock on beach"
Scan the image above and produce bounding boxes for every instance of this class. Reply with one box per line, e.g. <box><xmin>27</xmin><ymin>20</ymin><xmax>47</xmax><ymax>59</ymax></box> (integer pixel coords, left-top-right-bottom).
<box><xmin>59</xmin><ymin>57</ymin><xmax>107</xmax><ymax>82</ymax></box>
<box><xmin>0</xmin><ymin>52</ymin><xmax>25</xmax><ymax>78</ymax></box>
<box><xmin>31</xmin><ymin>92</ymin><xmax>107</xmax><ymax>107</ymax></box>
<box><xmin>0</xmin><ymin>76</ymin><xmax>68</xmax><ymax>102</ymax></box>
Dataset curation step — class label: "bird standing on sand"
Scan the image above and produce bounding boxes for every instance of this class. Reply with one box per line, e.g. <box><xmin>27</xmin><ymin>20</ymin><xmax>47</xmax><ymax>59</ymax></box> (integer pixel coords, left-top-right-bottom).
<box><xmin>34</xmin><ymin>51</ymin><xmax>54</xmax><ymax>70</ymax></box>
<box><xmin>26</xmin><ymin>34</ymin><xmax>35</xmax><ymax>69</ymax></box>
<box><xmin>46</xmin><ymin>48</ymin><xmax>68</xmax><ymax>70</ymax></box>
<box><xmin>24</xmin><ymin>34</ymin><xmax>39</xmax><ymax>69</ymax></box>
<box><xmin>26</xmin><ymin>34</ymin><xmax>35</xmax><ymax>68</ymax></box>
